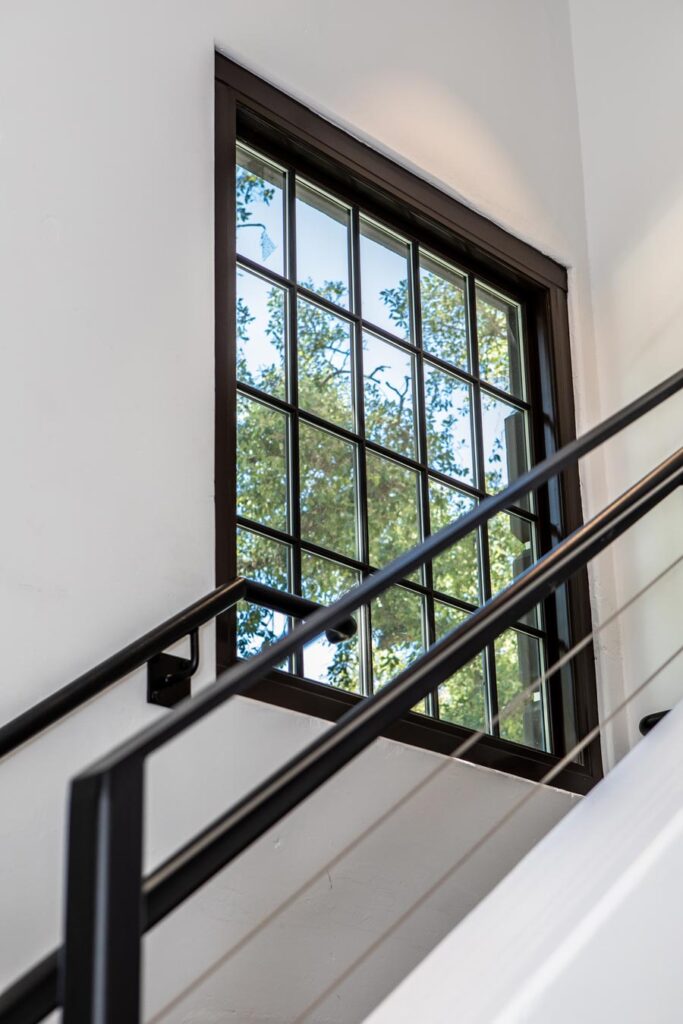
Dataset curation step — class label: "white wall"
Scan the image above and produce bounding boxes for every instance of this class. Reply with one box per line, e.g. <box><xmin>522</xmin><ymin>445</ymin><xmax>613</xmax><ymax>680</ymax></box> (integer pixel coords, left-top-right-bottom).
<box><xmin>0</xmin><ymin>0</ymin><xmax>638</xmax><ymax>1019</ymax></box>
<box><xmin>143</xmin><ymin>713</ymin><xmax>577</xmax><ymax>1023</ymax></box>
<box><xmin>364</xmin><ymin>682</ymin><xmax>683</xmax><ymax>1024</ymax></box>
<box><xmin>569</xmin><ymin>0</ymin><xmax>683</xmax><ymax>754</ymax></box>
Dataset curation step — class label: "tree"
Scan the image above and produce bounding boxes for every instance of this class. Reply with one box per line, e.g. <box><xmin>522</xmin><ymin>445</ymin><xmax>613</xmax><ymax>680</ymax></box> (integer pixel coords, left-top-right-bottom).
<box><xmin>233</xmin><ymin>167</ymin><xmax>544</xmax><ymax>747</ymax></box>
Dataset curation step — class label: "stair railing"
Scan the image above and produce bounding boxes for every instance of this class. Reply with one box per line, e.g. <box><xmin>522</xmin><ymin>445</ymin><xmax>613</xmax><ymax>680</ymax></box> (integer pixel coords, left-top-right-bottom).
<box><xmin>0</xmin><ymin>367</ymin><xmax>681</xmax><ymax>1024</ymax></box>
<box><xmin>0</xmin><ymin>580</ymin><xmax>356</xmax><ymax>759</ymax></box>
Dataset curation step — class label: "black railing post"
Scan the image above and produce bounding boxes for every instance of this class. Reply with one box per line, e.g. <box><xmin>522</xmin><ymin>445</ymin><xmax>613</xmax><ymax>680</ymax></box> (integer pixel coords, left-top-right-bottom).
<box><xmin>62</xmin><ymin>758</ymin><xmax>144</xmax><ymax>1024</ymax></box>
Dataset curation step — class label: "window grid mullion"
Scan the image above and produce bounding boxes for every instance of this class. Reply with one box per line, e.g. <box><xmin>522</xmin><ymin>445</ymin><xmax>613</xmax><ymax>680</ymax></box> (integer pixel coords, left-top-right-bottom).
<box><xmin>411</xmin><ymin>241</ymin><xmax>438</xmax><ymax>719</ymax></box>
<box><xmin>234</xmin><ymin>140</ymin><xmax>551</xmax><ymax>747</ymax></box>
<box><xmin>467</xmin><ymin>273</ymin><xmax>500</xmax><ymax>736</ymax></box>
<box><xmin>235</xmin><ymin>379</ymin><xmax>539</xmax><ymax>529</ymax></box>
<box><xmin>350</xmin><ymin>204</ymin><xmax>373</xmax><ymax>698</ymax></box>
<box><xmin>285</xmin><ymin>168</ymin><xmax>304</xmax><ymax>677</ymax></box>
<box><xmin>227</xmin><ymin>123</ymin><xmax>593</xmax><ymax>772</ymax></box>
<box><xmin>235</xmin><ymin>256</ymin><xmax>533</xmax><ymax>420</ymax></box>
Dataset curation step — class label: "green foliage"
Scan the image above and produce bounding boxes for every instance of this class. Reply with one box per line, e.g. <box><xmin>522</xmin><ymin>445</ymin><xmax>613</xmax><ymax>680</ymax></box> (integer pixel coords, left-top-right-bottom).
<box><xmin>297</xmin><ymin>291</ymin><xmax>354</xmax><ymax>430</ymax></box>
<box><xmin>301</xmin><ymin>553</ymin><xmax>360</xmax><ymax>693</ymax></box>
<box><xmin>476</xmin><ymin>288</ymin><xmax>522</xmax><ymax>396</ymax></box>
<box><xmin>434</xmin><ymin>603</ymin><xmax>486</xmax><ymax>730</ymax></box>
<box><xmin>495</xmin><ymin>628</ymin><xmax>543</xmax><ymax>747</ymax></box>
<box><xmin>299</xmin><ymin>421</ymin><xmax>358</xmax><ymax>559</ymax></box>
<box><xmin>235</xmin><ymin>528</ymin><xmax>290</xmax><ymax>665</ymax></box>
<box><xmin>234</xmin><ymin>168</ymin><xmax>544</xmax><ymax>747</ymax></box>
<box><xmin>366</xmin><ymin>453</ymin><xmax>420</xmax><ymax>568</ymax></box>
<box><xmin>363</xmin><ymin>334</ymin><xmax>415</xmax><ymax>456</ymax></box>
<box><xmin>429</xmin><ymin>480</ymin><xmax>479</xmax><ymax>604</ymax></box>
<box><xmin>372</xmin><ymin>586</ymin><xmax>423</xmax><ymax>689</ymax></box>
<box><xmin>420</xmin><ymin>261</ymin><xmax>468</xmax><ymax>368</ymax></box>
<box><xmin>235</xmin><ymin>166</ymin><xmax>274</xmax><ymax>226</ymax></box>
<box><xmin>236</xmin><ymin>394</ymin><xmax>288</xmax><ymax>532</ymax></box>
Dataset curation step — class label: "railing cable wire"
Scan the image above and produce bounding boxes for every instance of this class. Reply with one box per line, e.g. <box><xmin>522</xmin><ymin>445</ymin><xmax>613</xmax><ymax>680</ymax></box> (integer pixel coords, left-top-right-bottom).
<box><xmin>290</xmin><ymin>641</ymin><xmax>683</xmax><ymax>1023</ymax></box>
<box><xmin>147</xmin><ymin>554</ymin><xmax>682</xmax><ymax>1024</ymax></box>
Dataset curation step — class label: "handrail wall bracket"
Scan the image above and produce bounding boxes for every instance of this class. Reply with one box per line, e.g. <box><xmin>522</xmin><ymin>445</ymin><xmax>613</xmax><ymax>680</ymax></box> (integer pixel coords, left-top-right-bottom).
<box><xmin>147</xmin><ymin>629</ymin><xmax>200</xmax><ymax>708</ymax></box>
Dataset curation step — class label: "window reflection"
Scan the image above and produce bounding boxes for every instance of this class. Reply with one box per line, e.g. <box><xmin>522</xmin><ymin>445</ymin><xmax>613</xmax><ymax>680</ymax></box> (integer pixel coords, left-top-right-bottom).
<box><xmin>296</xmin><ymin>181</ymin><xmax>351</xmax><ymax>309</ymax></box>
<box><xmin>424</xmin><ymin>363</ymin><xmax>475</xmax><ymax>483</ymax></box>
<box><xmin>363</xmin><ymin>332</ymin><xmax>416</xmax><ymax>458</ymax></box>
<box><xmin>366</xmin><ymin>452</ymin><xmax>421</xmax><ymax>569</ymax></box>
<box><xmin>236</xmin><ymin>144</ymin><xmax>285</xmax><ymax>274</ymax></box>
<box><xmin>236</xmin><ymin>266</ymin><xmax>287</xmax><ymax>399</ymax></box>
<box><xmin>495</xmin><ymin>628</ymin><xmax>547</xmax><ymax>751</ymax></box>
<box><xmin>420</xmin><ymin>252</ymin><xmax>468</xmax><ymax>370</ymax></box>
<box><xmin>488</xmin><ymin>511</ymin><xmax>538</xmax><ymax>626</ymax></box>
<box><xmin>236</xmin><ymin>529</ymin><xmax>292</xmax><ymax>671</ymax></box>
<box><xmin>476</xmin><ymin>284</ymin><xmax>524</xmax><ymax>399</ymax></box>
<box><xmin>481</xmin><ymin>391</ymin><xmax>530</xmax><ymax>508</ymax></box>
<box><xmin>372</xmin><ymin>586</ymin><xmax>426</xmax><ymax>713</ymax></box>
<box><xmin>236</xmin><ymin>394</ymin><xmax>289</xmax><ymax>532</ymax></box>
<box><xmin>433</xmin><ymin>601</ymin><xmax>488</xmax><ymax>731</ymax></box>
<box><xmin>429</xmin><ymin>480</ymin><xmax>479</xmax><ymax>604</ymax></box>
<box><xmin>360</xmin><ymin>218</ymin><xmax>412</xmax><ymax>340</ymax></box>
<box><xmin>302</xmin><ymin>552</ymin><xmax>360</xmax><ymax>692</ymax></box>
<box><xmin>299</xmin><ymin>423</ymin><xmax>358</xmax><ymax>560</ymax></box>
<box><xmin>232</xmin><ymin>141</ymin><xmax>553</xmax><ymax>752</ymax></box>
<box><xmin>298</xmin><ymin>299</ymin><xmax>354</xmax><ymax>431</ymax></box>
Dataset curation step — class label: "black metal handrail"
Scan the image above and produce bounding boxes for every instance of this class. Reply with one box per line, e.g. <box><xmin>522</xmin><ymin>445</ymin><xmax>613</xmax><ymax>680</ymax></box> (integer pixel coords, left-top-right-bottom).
<box><xmin>0</xmin><ymin>578</ymin><xmax>357</xmax><ymax>760</ymax></box>
<box><xmin>144</xmin><ymin>448</ymin><xmax>682</xmax><ymax>923</ymax></box>
<box><xmin>0</xmin><ymin>367</ymin><xmax>681</xmax><ymax>1023</ymax></box>
<box><xmin>63</xmin><ymin>449</ymin><xmax>683</xmax><ymax>1023</ymax></box>
<box><xmin>36</xmin><ymin>370</ymin><xmax>683</xmax><ymax>778</ymax></box>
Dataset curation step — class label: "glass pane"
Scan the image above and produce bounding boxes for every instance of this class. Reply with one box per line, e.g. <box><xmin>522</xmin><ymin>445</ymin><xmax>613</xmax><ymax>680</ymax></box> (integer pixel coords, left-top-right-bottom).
<box><xmin>237</xmin><ymin>394</ymin><xmax>288</xmax><ymax>532</ymax></box>
<box><xmin>301</xmin><ymin>552</ymin><xmax>360</xmax><ymax>692</ymax></box>
<box><xmin>476</xmin><ymin>284</ymin><xmax>524</xmax><ymax>399</ymax></box>
<box><xmin>236</xmin><ymin>601</ymin><xmax>290</xmax><ymax>666</ymax></box>
<box><xmin>235</xmin><ymin>144</ymin><xmax>285</xmax><ymax>275</ymax></box>
<box><xmin>363</xmin><ymin>332</ymin><xmax>416</xmax><ymax>458</ymax></box>
<box><xmin>297</xmin><ymin>298</ymin><xmax>354</xmax><ymax>431</ymax></box>
<box><xmin>296</xmin><ymin>181</ymin><xmax>351</xmax><ymax>309</ymax></box>
<box><xmin>419</xmin><ymin>252</ymin><xmax>469</xmax><ymax>370</ymax></box>
<box><xmin>360</xmin><ymin>217</ymin><xmax>411</xmax><ymax>340</ymax></box>
<box><xmin>495</xmin><ymin>628</ymin><xmax>548</xmax><ymax>751</ymax></box>
<box><xmin>366</xmin><ymin>452</ymin><xmax>421</xmax><ymax>570</ymax></box>
<box><xmin>481</xmin><ymin>391</ymin><xmax>531</xmax><ymax>507</ymax></box>
<box><xmin>236</xmin><ymin>266</ymin><xmax>286</xmax><ymax>398</ymax></box>
<box><xmin>428</xmin><ymin>479</ymin><xmax>480</xmax><ymax>604</ymax></box>
<box><xmin>236</xmin><ymin>528</ymin><xmax>291</xmax><ymax>670</ymax></box>
<box><xmin>237</xmin><ymin>526</ymin><xmax>290</xmax><ymax>589</ymax></box>
<box><xmin>372</xmin><ymin>586</ymin><xmax>425</xmax><ymax>703</ymax></box>
<box><xmin>433</xmin><ymin>601</ymin><xmax>487</xmax><ymax>731</ymax></box>
<box><xmin>299</xmin><ymin>422</ymin><xmax>358</xmax><ymax>559</ymax></box>
<box><xmin>424</xmin><ymin>363</ymin><xmax>475</xmax><ymax>483</ymax></box>
<box><xmin>488</xmin><ymin>510</ymin><xmax>538</xmax><ymax>626</ymax></box>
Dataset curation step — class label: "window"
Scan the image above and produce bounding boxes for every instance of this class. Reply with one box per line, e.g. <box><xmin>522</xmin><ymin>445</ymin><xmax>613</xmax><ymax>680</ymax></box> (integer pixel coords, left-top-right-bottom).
<box><xmin>216</xmin><ymin>56</ymin><xmax>601</xmax><ymax>793</ymax></box>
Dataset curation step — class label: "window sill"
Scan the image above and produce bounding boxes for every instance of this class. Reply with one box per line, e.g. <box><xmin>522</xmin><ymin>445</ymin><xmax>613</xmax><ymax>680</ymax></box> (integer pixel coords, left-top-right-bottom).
<box><xmin>221</xmin><ymin>658</ymin><xmax>597</xmax><ymax>795</ymax></box>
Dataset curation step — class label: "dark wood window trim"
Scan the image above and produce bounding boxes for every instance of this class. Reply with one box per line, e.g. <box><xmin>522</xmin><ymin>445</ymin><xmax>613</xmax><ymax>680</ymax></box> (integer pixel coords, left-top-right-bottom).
<box><xmin>214</xmin><ymin>52</ymin><xmax>602</xmax><ymax>795</ymax></box>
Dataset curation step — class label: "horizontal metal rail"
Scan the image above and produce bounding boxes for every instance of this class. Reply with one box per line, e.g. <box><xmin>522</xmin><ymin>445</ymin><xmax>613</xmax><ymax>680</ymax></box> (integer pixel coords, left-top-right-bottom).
<box><xmin>3</xmin><ymin>447</ymin><xmax>679</xmax><ymax>1024</ymax></box>
<box><xmin>0</xmin><ymin>367</ymin><xmax>681</xmax><ymax>1023</ymax></box>
<box><xmin>0</xmin><ymin>953</ymin><xmax>58</xmax><ymax>1024</ymax></box>
<box><xmin>0</xmin><ymin>579</ymin><xmax>356</xmax><ymax>760</ymax></box>
<box><xmin>141</xmin><ymin>448</ymin><xmax>683</xmax><ymax>924</ymax></box>
<box><xmin>66</xmin><ymin>368</ymin><xmax>683</xmax><ymax>774</ymax></box>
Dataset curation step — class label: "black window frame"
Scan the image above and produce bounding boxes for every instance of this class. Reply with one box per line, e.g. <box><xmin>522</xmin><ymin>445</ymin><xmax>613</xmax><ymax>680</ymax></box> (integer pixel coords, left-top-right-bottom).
<box><xmin>215</xmin><ymin>53</ymin><xmax>602</xmax><ymax>794</ymax></box>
